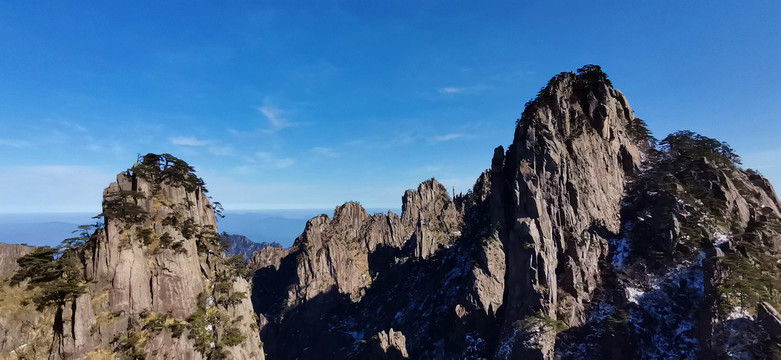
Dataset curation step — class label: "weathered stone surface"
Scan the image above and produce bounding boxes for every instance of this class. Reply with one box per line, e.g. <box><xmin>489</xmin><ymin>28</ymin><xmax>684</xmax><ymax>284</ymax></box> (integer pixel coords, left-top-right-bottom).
<box><xmin>486</xmin><ymin>68</ymin><xmax>642</xmax><ymax>357</ymax></box>
<box><xmin>247</xmin><ymin>245</ymin><xmax>288</xmax><ymax>272</ymax></box>
<box><xmin>1</xmin><ymin>157</ymin><xmax>265</xmax><ymax>359</ymax></box>
<box><xmin>0</xmin><ymin>243</ymin><xmax>33</xmax><ymax>279</ymax></box>
<box><xmin>371</xmin><ymin>328</ymin><xmax>409</xmax><ymax>359</ymax></box>
<box><xmin>276</xmin><ymin>179</ymin><xmax>463</xmax><ymax>308</ymax></box>
<box><xmin>758</xmin><ymin>302</ymin><xmax>781</xmax><ymax>339</ymax></box>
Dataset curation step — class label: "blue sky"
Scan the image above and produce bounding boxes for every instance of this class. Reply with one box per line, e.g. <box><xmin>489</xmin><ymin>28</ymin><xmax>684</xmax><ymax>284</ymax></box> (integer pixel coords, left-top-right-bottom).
<box><xmin>0</xmin><ymin>1</ymin><xmax>779</xmax><ymax>214</ymax></box>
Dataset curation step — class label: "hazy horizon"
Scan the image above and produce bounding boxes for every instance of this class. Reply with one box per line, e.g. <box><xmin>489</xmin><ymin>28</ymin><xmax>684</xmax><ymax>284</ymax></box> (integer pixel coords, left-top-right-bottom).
<box><xmin>0</xmin><ymin>207</ymin><xmax>403</xmax><ymax>248</ymax></box>
<box><xmin>1</xmin><ymin>1</ymin><xmax>778</xmax><ymax>214</ymax></box>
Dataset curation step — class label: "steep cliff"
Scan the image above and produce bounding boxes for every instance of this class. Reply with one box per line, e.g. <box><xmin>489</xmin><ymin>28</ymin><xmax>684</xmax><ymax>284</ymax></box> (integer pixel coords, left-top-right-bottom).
<box><xmin>2</xmin><ymin>66</ymin><xmax>778</xmax><ymax>359</ymax></box>
<box><xmin>252</xmin><ymin>179</ymin><xmax>487</xmax><ymax>358</ymax></box>
<box><xmin>250</xmin><ymin>65</ymin><xmax>781</xmax><ymax>359</ymax></box>
<box><xmin>1</xmin><ymin>154</ymin><xmax>264</xmax><ymax>359</ymax></box>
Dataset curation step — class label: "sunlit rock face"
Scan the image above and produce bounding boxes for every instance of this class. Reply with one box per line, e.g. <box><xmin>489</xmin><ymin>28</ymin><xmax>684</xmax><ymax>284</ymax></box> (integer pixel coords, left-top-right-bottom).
<box><xmin>250</xmin><ymin>66</ymin><xmax>781</xmax><ymax>359</ymax></box>
<box><xmin>2</xmin><ymin>66</ymin><xmax>780</xmax><ymax>360</ymax></box>
<box><xmin>1</xmin><ymin>155</ymin><xmax>265</xmax><ymax>359</ymax></box>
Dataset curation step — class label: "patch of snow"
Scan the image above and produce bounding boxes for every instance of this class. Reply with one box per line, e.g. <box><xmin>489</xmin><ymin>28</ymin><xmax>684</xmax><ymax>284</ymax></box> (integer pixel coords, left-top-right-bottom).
<box><xmin>712</xmin><ymin>232</ymin><xmax>730</xmax><ymax>246</ymax></box>
<box><xmin>727</xmin><ymin>306</ymin><xmax>754</xmax><ymax>321</ymax></box>
<box><xmin>463</xmin><ymin>333</ymin><xmax>487</xmax><ymax>359</ymax></box>
<box><xmin>394</xmin><ymin>311</ymin><xmax>403</xmax><ymax>321</ymax></box>
<box><xmin>627</xmin><ymin>265</ymin><xmax>704</xmax><ymax>360</ymax></box>
<box><xmin>495</xmin><ymin>328</ymin><xmax>521</xmax><ymax>359</ymax></box>
<box><xmin>610</xmin><ymin>221</ymin><xmax>633</xmax><ymax>270</ymax></box>
<box><xmin>625</xmin><ymin>286</ymin><xmax>645</xmax><ymax>304</ymax></box>
<box><xmin>587</xmin><ymin>302</ymin><xmax>614</xmax><ymax>323</ymax></box>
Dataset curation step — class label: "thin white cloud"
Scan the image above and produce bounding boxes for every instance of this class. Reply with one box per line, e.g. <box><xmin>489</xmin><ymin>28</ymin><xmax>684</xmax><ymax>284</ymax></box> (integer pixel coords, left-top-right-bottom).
<box><xmin>259</xmin><ymin>105</ymin><xmax>296</xmax><ymax>131</ymax></box>
<box><xmin>437</xmin><ymin>84</ymin><xmax>491</xmax><ymax>95</ymax></box>
<box><xmin>439</xmin><ymin>87</ymin><xmax>463</xmax><ymax>94</ymax></box>
<box><xmin>255</xmin><ymin>152</ymin><xmax>295</xmax><ymax>169</ymax></box>
<box><xmin>311</xmin><ymin>147</ymin><xmax>339</xmax><ymax>157</ymax></box>
<box><xmin>0</xmin><ymin>139</ymin><xmax>32</xmax><ymax>148</ymax></box>
<box><xmin>171</xmin><ymin>136</ymin><xmax>210</xmax><ymax>146</ymax></box>
<box><xmin>433</xmin><ymin>133</ymin><xmax>463</xmax><ymax>142</ymax></box>
<box><xmin>56</xmin><ymin>120</ymin><xmax>88</xmax><ymax>133</ymax></box>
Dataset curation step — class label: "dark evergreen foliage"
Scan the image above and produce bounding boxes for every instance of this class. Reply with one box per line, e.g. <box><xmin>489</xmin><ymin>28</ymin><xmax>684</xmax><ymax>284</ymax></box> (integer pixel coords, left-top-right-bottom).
<box><xmin>132</xmin><ymin>153</ymin><xmax>207</xmax><ymax>193</ymax></box>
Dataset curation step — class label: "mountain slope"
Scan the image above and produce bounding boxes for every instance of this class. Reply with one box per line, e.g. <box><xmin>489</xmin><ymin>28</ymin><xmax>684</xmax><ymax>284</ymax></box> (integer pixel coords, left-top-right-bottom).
<box><xmin>250</xmin><ymin>65</ymin><xmax>781</xmax><ymax>359</ymax></box>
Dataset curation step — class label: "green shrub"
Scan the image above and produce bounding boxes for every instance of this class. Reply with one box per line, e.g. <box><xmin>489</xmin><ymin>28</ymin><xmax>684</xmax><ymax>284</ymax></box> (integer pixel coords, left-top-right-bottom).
<box><xmin>220</xmin><ymin>326</ymin><xmax>246</xmax><ymax>347</ymax></box>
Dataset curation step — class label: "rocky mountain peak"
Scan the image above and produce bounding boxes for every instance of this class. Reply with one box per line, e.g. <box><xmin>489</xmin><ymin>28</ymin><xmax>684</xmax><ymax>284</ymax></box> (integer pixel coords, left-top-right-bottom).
<box><xmin>3</xmin><ymin>67</ymin><xmax>780</xmax><ymax>360</ymax></box>
<box><xmin>1</xmin><ymin>153</ymin><xmax>264</xmax><ymax>359</ymax></box>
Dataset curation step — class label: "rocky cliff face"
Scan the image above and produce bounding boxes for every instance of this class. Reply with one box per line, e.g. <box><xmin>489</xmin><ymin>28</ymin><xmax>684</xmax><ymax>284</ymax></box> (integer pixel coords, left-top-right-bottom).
<box><xmin>481</xmin><ymin>67</ymin><xmax>643</xmax><ymax>359</ymax></box>
<box><xmin>0</xmin><ymin>154</ymin><xmax>264</xmax><ymax>359</ymax></box>
<box><xmin>2</xmin><ymin>66</ymin><xmax>779</xmax><ymax>359</ymax></box>
<box><xmin>0</xmin><ymin>243</ymin><xmax>32</xmax><ymax>278</ymax></box>
<box><xmin>250</xmin><ymin>65</ymin><xmax>781</xmax><ymax>359</ymax></box>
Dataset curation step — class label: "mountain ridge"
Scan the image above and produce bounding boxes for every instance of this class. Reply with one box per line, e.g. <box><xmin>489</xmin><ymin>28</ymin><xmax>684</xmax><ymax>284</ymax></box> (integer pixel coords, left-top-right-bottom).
<box><xmin>1</xmin><ymin>66</ymin><xmax>779</xmax><ymax>359</ymax></box>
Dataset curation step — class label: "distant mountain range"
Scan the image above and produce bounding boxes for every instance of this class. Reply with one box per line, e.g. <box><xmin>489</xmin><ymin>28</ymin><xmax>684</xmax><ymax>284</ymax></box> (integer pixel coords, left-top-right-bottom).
<box><xmin>0</xmin><ymin>210</ymin><xmax>345</xmax><ymax>249</ymax></box>
<box><xmin>221</xmin><ymin>233</ymin><xmax>281</xmax><ymax>260</ymax></box>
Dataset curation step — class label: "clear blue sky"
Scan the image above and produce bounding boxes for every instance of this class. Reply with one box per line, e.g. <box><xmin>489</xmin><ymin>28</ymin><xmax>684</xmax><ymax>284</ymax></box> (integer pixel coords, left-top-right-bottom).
<box><xmin>0</xmin><ymin>1</ymin><xmax>779</xmax><ymax>213</ymax></box>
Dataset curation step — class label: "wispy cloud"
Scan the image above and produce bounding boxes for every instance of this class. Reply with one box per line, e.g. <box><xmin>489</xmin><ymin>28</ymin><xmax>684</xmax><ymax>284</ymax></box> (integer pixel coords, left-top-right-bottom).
<box><xmin>0</xmin><ymin>138</ymin><xmax>32</xmax><ymax>148</ymax></box>
<box><xmin>255</xmin><ymin>152</ymin><xmax>295</xmax><ymax>168</ymax></box>
<box><xmin>436</xmin><ymin>84</ymin><xmax>491</xmax><ymax>95</ymax></box>
<box><xmin>171</xmin><ymin>136</ymin><xmax>210</xmax><ymax>146</ymax></box>
<box><xmin>439</xmin><ymin>87</ymin><xmax>462</xmax><ymax>94</ymax></box>
<box><xmin>259</xmin><ymin>105</ymin><xmax>296</xmax><ymax>132</ymax></box>
<box><xmin>433</xmin><ymin>133</ymin><xmax>463</xmax><ymax>142</ymax></box>
<box><xmin>311</xmin><ymin>147</ymin><xmax>339</xmax><ymax>158</ymax></box>
<box><xmin>229</xmin><ymin>100</ymin><xmax>299</xmax><ymax>137</ymax></box>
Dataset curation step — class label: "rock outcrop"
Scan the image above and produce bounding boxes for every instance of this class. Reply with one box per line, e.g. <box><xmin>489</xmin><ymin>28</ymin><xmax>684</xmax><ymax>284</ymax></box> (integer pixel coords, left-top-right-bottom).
<box><xmin>1</xmin><ymin>154</ymin><xmax>264</xmax><ymax>359</ymax></box>
<box><xmin>475</xmin><ymin>66</ymin><xmax>642</xmax><ymax>358</ymax></box>
<box><xmin>2</xmin><ymin>66</ymin><xmax>779</xmax><ymax>359</ymax></box>
<box><xmin>247</xmin><ymin>245</ymin><xmax>288</xmax><ymax>272</ymax></box>
<box><xmin>262</xmin><ymin>179</ymin><xmax>462</xmax><ymax>310</ymax></box>
<box><xmin>250</xmin><ymin>65</ymin><xmax>781</xmax><ymax>359</ymax></box>
<box><xmin>0</xmin><ymin>243</ymin><xmax>33</xmax><ymax>278</ymax></box>
<box><xmin>371</xmin><ymin>328</ymin><xmax>409</xmax><ymax>359</ymax></box>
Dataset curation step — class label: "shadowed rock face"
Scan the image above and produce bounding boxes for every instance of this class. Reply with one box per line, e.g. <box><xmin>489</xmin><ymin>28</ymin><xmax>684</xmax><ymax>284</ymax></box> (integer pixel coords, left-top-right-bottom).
<box><xmin>2</xmin><ymin>67</ymin><xmax>779</xmax><ymax>360</ymax></box>
<box><xmin>251</xmin><ymin>66</ymin><xmax>781</xmax><ymax>359</ymax></box>
<box><xmin>279</xmin><ymin>179</ymin><xmax>462</xmax><ymax>307</ymax></box>
<box><xmin>488</xmin><ymin>69</ymin><xmax>644</xmax><ymax>358</ymax></box>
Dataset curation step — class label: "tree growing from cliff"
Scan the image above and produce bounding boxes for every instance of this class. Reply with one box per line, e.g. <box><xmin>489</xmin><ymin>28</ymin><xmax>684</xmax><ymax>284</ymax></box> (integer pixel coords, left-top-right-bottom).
<box><xmin>659</xmin><ymin>130</ymin><xmax>741</xmax><ymax>167</ymax></box>
<box><xmin>132</xmin><ymin>153</ymin><xmax>207</xmax><ymax>193</ymax></box>
<box><xmin>11</xmin><ymin>246</ymin><xmax>86</xmax><ymax>309</ymax></box>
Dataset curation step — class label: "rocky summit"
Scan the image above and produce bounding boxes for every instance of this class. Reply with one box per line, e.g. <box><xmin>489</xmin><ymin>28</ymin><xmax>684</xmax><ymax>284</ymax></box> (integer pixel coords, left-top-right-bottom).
<box><xmin>1</xmin><ymin>66</ymin><xmax>780</xmax><ymax>359</ymax></box>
